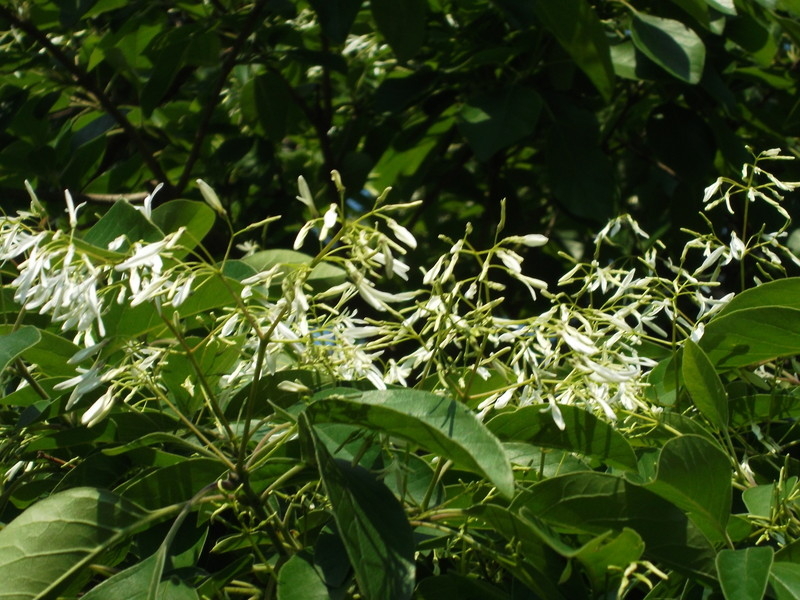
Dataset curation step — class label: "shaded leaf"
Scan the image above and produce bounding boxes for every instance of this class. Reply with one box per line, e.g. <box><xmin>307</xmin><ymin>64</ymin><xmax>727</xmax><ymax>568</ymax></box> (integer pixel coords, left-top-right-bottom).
<box><xmin>302</xmin><ymin>414</ymin><xmax>415</xmax><ymax>600</ymax></box>
<box><xmin>458</xmin><ymin>87</ymin><xmax>542</xmax><ymax>162</ymax></box>
<box><xmin>307</xmin><ymin>0</ymin><xmax>363</xmax><ymax>44</ymax></box>
<box><xmin>716</xmin><ymin>547</ymin><xmax>773</xmax><ymax>600</ymax></box>
<box><xmin>371</xmin><ymin>0</ymin><xmax>426</xmax><ymax>61</ymax></box>
<box><xmin>308</xmin><ymin>388</ymin><xmax>514</xmax><ymax>498</ymax></box>
<box><xmin>631</xmin><ymin>12</ymin><xmax>706</xmax><ymax>83</ymax></box>
<box><xmin>531</xmin><ymin>0</ymin><xmax>616</xmax><ymax>99</ymax></box>
<box><xmin>644</xmin><ymin>435</ymin><xmax>731</xmax><ymax>543</ymax></box>
<box><xmin>486</xmin><ymin>404</ymin><xmax>637</xmax><ymax>471</ymax></box>
<box><xmin>277</xmin><ymin>553</ymin><xmax>336</xmax><ymax>600</ymax></box>
<box><xmin>515</xmin><ymin>472</ymin><xmax>717</xmax><ymax>582</ymax></box>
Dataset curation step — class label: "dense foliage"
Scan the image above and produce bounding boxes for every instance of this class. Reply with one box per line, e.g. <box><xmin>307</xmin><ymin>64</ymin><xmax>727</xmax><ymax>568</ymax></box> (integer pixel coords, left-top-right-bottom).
<box><xmin>1</xmin><ymin>151</ymin><xmax>800</xmax><ymax>598</ymax></box>
<box><xmin>1</xmin><ymin>0</ymin><xmax>800</xmax><ymax>282</ymax></box>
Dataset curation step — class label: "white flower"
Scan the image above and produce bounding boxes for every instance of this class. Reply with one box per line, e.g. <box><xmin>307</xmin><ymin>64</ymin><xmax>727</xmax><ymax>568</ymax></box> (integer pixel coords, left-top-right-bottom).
<box><xmin>319</xmin><ymin>204</ymin><xmax>339</xmax><ymax>240</ymax></box>
<box><xmin>729</xmin><ymin>231</ymin><xmax>746</xmax><ymax>261</ymax></box>
<box><xmin>702</xmin><ymin>178</ymin><xmax>723</xmax><ymax>204</ymax></box>
<box><xmin>296</xmin><ymin>175</ymin><xmax>317</xmax><ymax>214</ymax></box>
<box><xmin>196</xmin><ymin>179</ymin><xmax>226</xmax><ymax>216</ymax></box>
<box><xmin>64</xmin><ymin>190</ymin><xmax>85</xmax><ymax>230</ymax></box>
<box><xmin>503</xmin><ymin>234</ymin><xmax>548</xmax><ymax>247</ymax></box>
<box><xmin>386</xmin><ymin>218</ymin><xmax>417</xmax><ymax>248</ymax></box>
<box><xmin>81</xmin><ymin>387</ymin><xmax>115</xmax><ymax>427</ymax></box>
<box><xmin>496</xmin><ymin>249</ymin><xmax>523</xmax><ymax>274</ymax></box>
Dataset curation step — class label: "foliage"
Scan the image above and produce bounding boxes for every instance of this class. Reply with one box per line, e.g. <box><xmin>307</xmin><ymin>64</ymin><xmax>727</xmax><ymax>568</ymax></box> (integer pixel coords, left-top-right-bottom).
<box><xmin>0</xmin><ymin>150</ymin><xmax>800</xmax><ymax>598</ymax></box>
<box><xmin>1</xmin><ymin>0</ymin><xmax>800</xmax><ymax>290</ymax></box>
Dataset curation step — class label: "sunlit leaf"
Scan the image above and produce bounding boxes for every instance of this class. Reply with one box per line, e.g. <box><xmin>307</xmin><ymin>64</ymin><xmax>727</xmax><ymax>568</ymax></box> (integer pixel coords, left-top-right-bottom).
<box><xmin>308</xmin><ymin>388</ymin><xmax>514</xmax><ymax>498</ymax></box>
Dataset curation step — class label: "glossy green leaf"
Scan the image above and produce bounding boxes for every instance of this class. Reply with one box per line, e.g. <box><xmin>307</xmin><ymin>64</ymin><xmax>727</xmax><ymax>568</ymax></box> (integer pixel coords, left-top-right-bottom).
<box><xmin>150</xmin><ymin>199</ymin><xmax>215</xmax><ymax>258</ymax></box>
<box><xmin>515</xmin><ymin>472</ymin><xmax>717</xmax><ymax>582</ymax></box>
<box><xmin>371</xmin><ymin>0</ymin><xmax>426</xmax><ymax>61</ymax></box>
<box><xmin>486</xmin><ymin>404</ymin><xmax>637</xmax><ymax>471</ymax></box>
<box><xmin>531</xmin><ymin>0</ymin><xmax>615</xmax><ymax>99</ymax></box>
<box><xmin>716</xmin><ymin>547</ymin><xmax>773</xmax><ymax>600</ymax></box>
<box><xmin>717</xmin><ymin>278</ymin><xmax>800</xmax><ymax>317</ymax></box>
<box><xmin>308</xmin><ymin>388</ymin><xmax>514</xmax><ymax>498</ymax></box>
<box><xmin>699</xmin><ymin>307</ymin><xmax>800</xmax><ymax>369</ymax></box>
<box><xmin>0</xmin><ymin>325</ymin><xmax>41</xmax><ymax>374</ymax></box>
<box><xmin>0</xmin><ymin>488</ymin><xmax>159</xmax><ymax>600</ymax></box>
<box><xmin>303</xmin><ymin>414</ymin><xmax>415</xmax><ymax>600</ymax></box>
<box><xmin>644</xmin><ymin>435</ymin><xmax>731</xmax><ymax>543</ymax></box>
<box><xmin>82</xmin><ymin>199</ymin><xmax>163</xmax><ymax>250</ymax></box>
<box><xmin>458</xmin><ymin>87</ymin><xmax>542</xmax><ymax>162</ymax></box>
<box><xmin>770</xmin><ymin>562</ymin><xmax>800</xmax><ymax>600</ymax></box>
<box><xmin>277</xmin><ymin>553</ymin><xmax>337</xmax><ymax>600</ymax></box>
<box><xmin>631</xmin><ymin>12</ymin><xmax>706</xmax><ymax>83</ymax></box>
<box><xmin>682</xmin><ymin>340</ymin><xmax>728</xmax><ymax>427</ymax></box>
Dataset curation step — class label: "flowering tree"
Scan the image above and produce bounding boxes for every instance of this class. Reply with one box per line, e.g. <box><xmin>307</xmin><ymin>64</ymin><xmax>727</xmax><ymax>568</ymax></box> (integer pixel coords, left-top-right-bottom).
<box><xmin>1</xmin><ymin>150</ymin><xmax>800</xmax><ymax>598</ymax></box>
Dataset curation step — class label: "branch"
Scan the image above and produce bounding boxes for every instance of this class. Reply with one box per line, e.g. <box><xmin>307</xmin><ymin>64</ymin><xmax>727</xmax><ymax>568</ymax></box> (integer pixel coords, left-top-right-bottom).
<box><xmin>0</xmin><ymin>5</ymin><xmax>173</xmax><ymax>191</ymax></box>
<box><xmin>175</xmin><ymin>0</ymin><xmax>271</xmax><ymax>194</ymax></box>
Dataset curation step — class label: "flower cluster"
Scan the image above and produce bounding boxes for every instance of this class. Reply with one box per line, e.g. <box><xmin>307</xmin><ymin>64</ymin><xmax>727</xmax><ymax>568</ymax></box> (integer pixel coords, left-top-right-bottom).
<box><xmin>1</xmin><ymin>150</ymin><xmax>798</xmax><ymax>432</ymax></box>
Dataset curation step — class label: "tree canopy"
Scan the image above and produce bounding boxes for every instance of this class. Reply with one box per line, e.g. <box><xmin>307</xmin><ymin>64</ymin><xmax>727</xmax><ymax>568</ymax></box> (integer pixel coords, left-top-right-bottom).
<box><xmin>1</xmin><ymin>0</ymin><xmax>799</xmax><ymax>265</ymax></box>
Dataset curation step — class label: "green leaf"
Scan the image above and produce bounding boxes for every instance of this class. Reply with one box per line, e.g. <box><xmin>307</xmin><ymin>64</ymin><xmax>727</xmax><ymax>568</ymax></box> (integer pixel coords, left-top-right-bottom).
<box><xmin>630</xmin><ymin>12</ymin><xmax>706</xmax><ymax>83</ymax></box>
<box><xmin>699</xmin><ymin>307</ymin><xmax>800</xmax><ymax>369</ymax></box>
<box><xmin>531</xmin><ymin>0</ymin><xmax>616</xmax><ymax>100</ymax></box>
<box><xmin>458</xmin><ymin>86</ymin><xmax>542</xmax><ymax>162</ymax></box>
<box><xmin>0</xmin><ymin>488</ymin><xmax>161</xmax><ymax>600</ymax></box>
<box><xmin>0</xmin><ymin>326</ymin><xmax>41</xmax><ymax>374</ymax></box>
<box><xmin>545</xmin><ymin>103</ymin><xmax>615</xmax><ymax>222</ymax></box>
<box><xmin>416</xmin><ymin>574</ymin><xmax>509</xmax><ymax>600</ymax></box>
<box><xmin>717</xmin><ymin>278</ymin><xmax>800</xmax><ymax>317</ymax></box>
<box><xmin>307</xmin><ymin>0</ymin><xmax>363</xmax><ymax>44</ymax></box>
<box><xmin>716</xmin><ymin>547</ymin><xmax>773</xmax><ymax>600</ymax></box>
<box><xmin>308</xmin><ymin>388</ymin><xmax>514</xmax><ymax>498</ymax></box>
<box><xmin>371</xmin><ymin>0</ymin><xmax>426</xmax><ymax>61</ymax></box>
<box><xmin>277</xmin><ymin>553</ymin><xmax>337</xmax><ymax>600</ymax></box>
<box><xmin>241</xmin><ymin>249</ymin><xmax>347</xmax><ymax>293</ymax></box>
<box><xmin>80</xmin><ymin>547</ymin><xmax>166</xmax><ymax>600</ymax></box>
<box><xmin>515</xmin><ymin>472</ymin><xmax>717</xmax><ymax>582</ymax></box>
<box><xmin>574</xmin><ymin>528</ymin><xmax>645</xmax><ymax>592</ymax></box>
<box><xmin>467</xmin><ymin>504</ymin><xmax>570</xmax><ymax>599</ymax></box>
<box><xmin>302</xmin><ymin>414</ymin><xmax>415</xmax><ymax>600</ymax></box>
<box><xmin>82</xmin><ymin>199</ymin><xmax>163</xmax><ymax>250</ymax></box>
<box><xmin>486</xmin><ymin>404</ymin><xmax>638</xmax><ymax>471</ymax></box>
<box><xmin>0</xmin><ymin>325</ymin><xmax>78</xmax><ymax>377</ymax></box>
<box><xmin>644</xmin><ymin>435</ymin><xmax>731</xmax><ymax>543</ymax></box>
<box><xmin>682</xmin><ymin>340</ymin><xmax>728</xmax><ymax>428</ymax></box>
<box><xmin>150</xmin><ymin>200</ymin><xmax>215</xmax><ymax>258</ymax></box>
<box><xmin>117</xmin><ymin>458</ymin><xmax>227</xmax><ymax>510</ymax></box>
<box><xmin>770</xmin><ymin>562</ymin><xmax>800</xmax><ymax>600</ymax></box>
